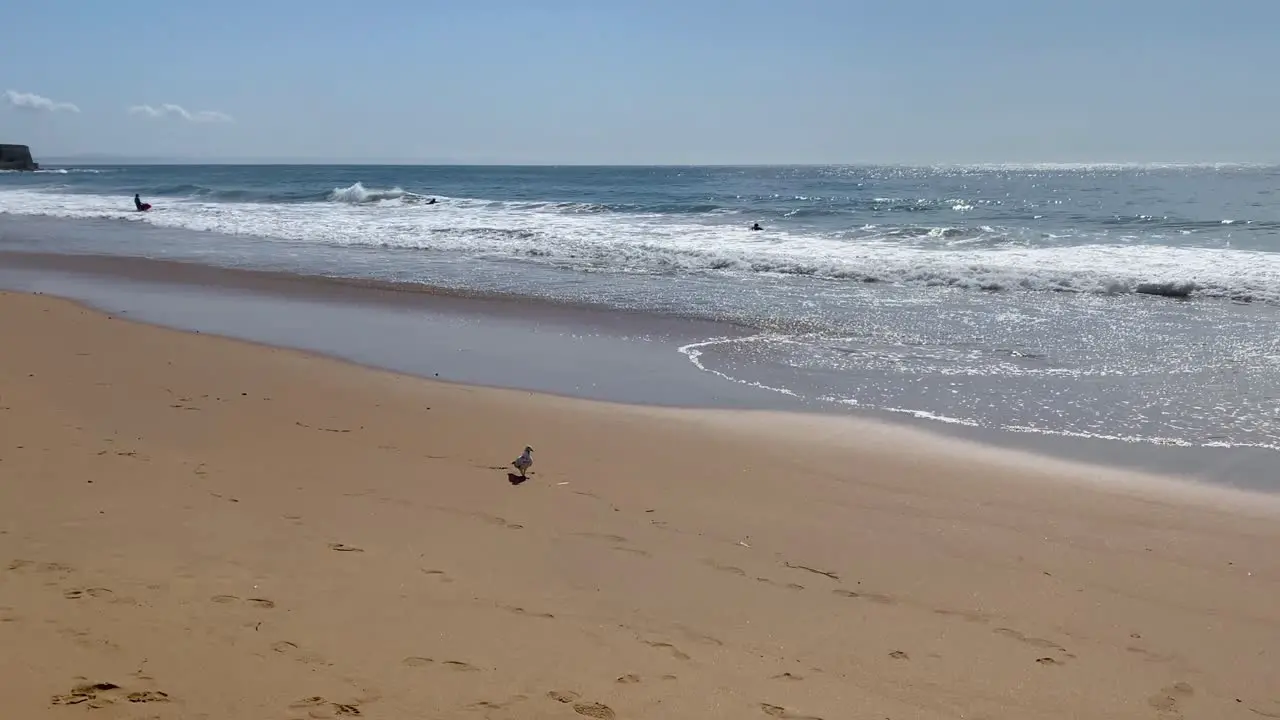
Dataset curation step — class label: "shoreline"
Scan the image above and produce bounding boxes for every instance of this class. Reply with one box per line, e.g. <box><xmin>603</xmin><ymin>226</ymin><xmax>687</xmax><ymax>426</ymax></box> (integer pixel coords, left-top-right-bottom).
<box><xmin>2</xmin><ymin>247</ymin><xmax>1276</xmax><ymax>490</ymax></box>
<box><xmin>0</xmin><ymin>265</ymin><xmax>1277</xmax><ymax>514</ymax></box>
<box><xmin>1</xmin><ymin>289</ymin><xmax>1279</xmax><ymax>719</ymax></box>
<box><xmin>0</xmin><ymin>247</ymin><xmax>757</xmax><ymax>330</ymax></box>
<box><xmin>0</xmin><ymin>251</ymin><xmax>784</xmax><ymax>411</ymax></box>
<box><xmin>4</xmin><ymin>274</ymin><xmax>1278</xmax><ymax>512</ymax></box>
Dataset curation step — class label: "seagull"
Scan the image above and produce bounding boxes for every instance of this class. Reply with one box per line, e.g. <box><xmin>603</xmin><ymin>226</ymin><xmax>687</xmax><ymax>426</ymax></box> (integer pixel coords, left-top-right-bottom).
<box><xmin>512</xmin><ymin>446</ymin><xmax>534</xmax><ymax>478</ymax></box>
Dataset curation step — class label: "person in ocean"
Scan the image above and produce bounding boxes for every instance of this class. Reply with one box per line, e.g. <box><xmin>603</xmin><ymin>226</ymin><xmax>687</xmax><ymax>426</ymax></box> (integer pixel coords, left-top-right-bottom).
<box><xmin>751</xmin><ymin>222</ymin><xmax>763</xmax><ymax>231</ymax></box>
<box><xmin>134</xmin><ymin>194</ymin><xmax>152</xmax><ymax>211</ymax></box>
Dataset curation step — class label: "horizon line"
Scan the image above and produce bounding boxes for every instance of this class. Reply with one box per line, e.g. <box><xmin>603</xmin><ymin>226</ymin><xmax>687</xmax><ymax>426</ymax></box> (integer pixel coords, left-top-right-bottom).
<box><xmin>35</xmin><ymin>157</ymin><xmax>1279</xmax><ymax>169</ymax></box>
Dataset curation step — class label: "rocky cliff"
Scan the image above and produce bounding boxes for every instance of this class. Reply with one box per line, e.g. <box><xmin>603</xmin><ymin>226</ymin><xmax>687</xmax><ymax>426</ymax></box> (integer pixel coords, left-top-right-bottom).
<box><xmin>0</xmin><ymin>144</ymin><xmax>38</xmax><ymax>171</ymax></box>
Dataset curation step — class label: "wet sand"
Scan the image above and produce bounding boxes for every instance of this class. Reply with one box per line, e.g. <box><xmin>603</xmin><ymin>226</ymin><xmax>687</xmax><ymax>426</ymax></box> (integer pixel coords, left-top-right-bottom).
<box><xmin>0</xmin><ymin>249</ymin><xmax>1274</xmax><ymax>488</ymax></box>
<box><xmin>1</xmin><ymin>289</ymin><xmax>1279</xmax><ymax>719</ymax></box>
<box><xmin>0</xmin><ymin>252</ymin><xmax>780</xmax><ymax>411</ymax></box>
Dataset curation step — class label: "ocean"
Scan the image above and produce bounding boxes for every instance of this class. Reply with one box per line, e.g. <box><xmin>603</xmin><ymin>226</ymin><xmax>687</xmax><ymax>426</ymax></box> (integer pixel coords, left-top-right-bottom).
<box><xmin>2</xmin><ymin>163</ymin><xmax>1279</xmax><ymax>461</ymax></box>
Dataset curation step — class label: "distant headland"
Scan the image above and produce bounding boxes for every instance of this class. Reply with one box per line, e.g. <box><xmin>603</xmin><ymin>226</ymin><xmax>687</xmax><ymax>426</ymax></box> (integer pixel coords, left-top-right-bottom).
<box><xmin>0</xmin><ymin>144</ymin><xmax>39</xmax><ymax>171</ymax></box>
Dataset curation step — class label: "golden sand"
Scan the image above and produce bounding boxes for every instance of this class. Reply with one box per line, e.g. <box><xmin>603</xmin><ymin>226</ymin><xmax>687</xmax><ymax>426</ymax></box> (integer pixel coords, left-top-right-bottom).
<box><xmin>1</xmin><ymin>290</ymin><xmax>1277</xmax><ymax>719</ymax></box>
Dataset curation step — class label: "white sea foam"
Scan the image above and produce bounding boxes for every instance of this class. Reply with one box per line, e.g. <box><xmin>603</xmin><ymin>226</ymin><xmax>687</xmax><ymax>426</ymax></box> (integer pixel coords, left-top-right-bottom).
<box><xmin>931</xmin><ymin>162</ymin><xmax>1271</xmax><ymax>172</ymax></box>
<box><xmin>677</xmin><ymin>336</ymin><xmax>804</xmax><ymax>398</ymax></box>
<box><xmin>3</xmin><ymin>186</ymin><xmax>1280</xmax><ymax>303</ymax></box>
<box><xmin>0</xmin><ymin>168</ymin><xmax>108</xmax><ymax>175</ymax></box>
<box><xmin>328</xmin><ymin>181</ymin><xmax>422</xmax><ymax>204</ymax></box>
<box><xmin>678</xmin><ymin>336</ymin><xmax>1280</xmax><ymax>453</ymax></box>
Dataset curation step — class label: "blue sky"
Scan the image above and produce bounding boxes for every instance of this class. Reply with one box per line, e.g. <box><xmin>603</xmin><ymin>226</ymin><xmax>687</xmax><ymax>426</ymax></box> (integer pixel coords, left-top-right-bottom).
<box><xmin>2</xmin><ymin>0</ymin><xmax>1277</xmax><ymax>164</ymax></box>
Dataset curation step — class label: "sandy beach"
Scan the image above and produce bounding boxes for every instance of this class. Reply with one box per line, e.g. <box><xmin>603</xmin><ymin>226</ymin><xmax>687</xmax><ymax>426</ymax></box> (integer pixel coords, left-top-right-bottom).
<box><xmin>2</xmin><ymin>288</ymin><xmax>1279</xmax><ymax>720</ymax></box>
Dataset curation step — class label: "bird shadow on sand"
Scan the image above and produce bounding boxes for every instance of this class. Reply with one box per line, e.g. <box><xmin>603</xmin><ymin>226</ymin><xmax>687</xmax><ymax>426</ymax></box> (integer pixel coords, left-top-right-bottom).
<box><xmin>508</xmin><ymin>473</ymin><xmax>529</xmax><ymax>486</ymax></box>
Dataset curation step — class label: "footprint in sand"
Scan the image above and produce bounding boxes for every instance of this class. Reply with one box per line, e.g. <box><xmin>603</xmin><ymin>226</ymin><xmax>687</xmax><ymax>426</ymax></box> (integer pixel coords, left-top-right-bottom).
<box><xmin>271</xmin><ymin>640</ymin><xmax>330</xmax><ymax>666</ymax></box>
<box><xmin>400</xmin><ymin>656</ymin><xmax>479</xmax><ymax>672</ymax></box>
<box><xmin>328</xmin><ymin>543</ymin><xmax>364</xmax><ymax>553</ymax></box>
<box><xmin>703</xmin><ymin>559</ymin><xmax>747</xmax><ymax>576</ymax></box>
<box><xmin>574</xmin><ymin>532</ymin><xmax>630</xmax><ymax>544</ymax></box>
<box><xmin>573</xmin><ymin>701</ymin><xmax>616</xmax><ymax>719</ymax></box>
<box><xmin>1125</xmin><ymin>644</ymin><xmax>1182</xmax><ymax>665</ymax></box>
<box><xmin>501</xmin><ymin>605</ymin><xmax>556</xmax><ymax>619</ymax></box>
<box><xmin>126</xmin><ymin>691</ymin><xmax>170</xmax><ymax>703</ymax></box>
<box><xmin>210</xmin><ymin>595</ymin><xmax>275</xmax><ymax>609</ymax></box>
<box><xmin>612</xmin><ymin>545</ymin><xmax>651</xmax><ymax>557</ymax></box>
<box><xmin>8</xmin><ymin>559</ymin><xmax>73</xmax><ymax>574</ymax></box>
<box><xmin>62</xmin><ymin>587</ymin><xmax>116</xmax><ymax>601</ymax></box>
<box><xmin>862</xmin><ymin>592</ymin><xmax>896</xmax><ymax>605</ymax></box>
<box><xmin>474</xmin><ymin>512</ymin><xmax>525</xmax><ymax>530</ymax></box>
<box><xmin>933</xmin><ymin>608</ymin><xmax>991</xmax><ymax>624</ymax></box>
<box><xmin>643</xmin><ymin>640</ymin><xmax>691</xmax><ymax>661</ymax></box>
<box><xmin>51</xmin><ymin>682</ymin><xmax>122</xmax><ymax>707</ymax></box>
<box><xmin>51</xmin><ymin>682</ymin><xmax>170</xmax><ymax>708</ymax></box>
<box><xmin>467</xmin><ymin>695</ymin><xmax>529</xmax><ymax>712</ymax></box>
<box><xmin>661</xmin><ymin>625</ymin><xmax>723</xmax><ymax>649</ymax></box>
<box><xmin>992</xmin><ymin>627</ymin><xmax>1061</xmax><ymax>649</ymax></box>
<box><xmin>288</xmin><ymin>696</ymin><xmax>362</xmax><ymax>717</ymax></box>
<box><xmin>615</xmin><ymin>674</ymin><xmax>641</xmax><ymax>684</ymax></box>
<box><xmin>1147</xmin><ymin>682</ymin><xmax>1193</xmax><ymax>720</ymax></box>
<box><xmin>889</xmin><ymin>650</ymin><xmax>910</xmax><ymax>660</ymax></box>
<box><xmin>832</xmin><ymin>588</ymin><xmax>897</xmax><ymax>605</ymax></box>
<box><xmin>771</xmin><ymin>672</ymin><xmax>804</xmax><ymax>681</ymax></box>
<box><xmin>56</xmin><ymin>626</ymin><xmax>121</xmax><ymax>652</ymax></box>
<box><xmin>756</xmin><ymin>577</ymin><xmax>805</xmax><ymax>591</ymax></box>
<box><xmin>992</xmin><ymin>627</ymin><xmax>1074</xmax><ymax>658</ymax></box>
<box><xmin>760</xmin><ymin>703</ymin><xmax>824</xmax><ymax>719</ymax></box>
<box><xmin>547</xmin><ymin>690</ymin><xmax>618</xmax><ymax>718</ymax></box>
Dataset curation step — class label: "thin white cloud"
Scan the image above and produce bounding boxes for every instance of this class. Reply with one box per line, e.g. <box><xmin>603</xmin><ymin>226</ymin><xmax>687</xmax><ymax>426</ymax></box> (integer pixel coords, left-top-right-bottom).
<box><xmin>129</xmin><ymin>103</ymin><xmax>233</xmax><ymax>123</ymax></box>
<box><xmin>4</xmin><ymin>90</ymin><xmax>80</xmax><ymax>113</ymax></box>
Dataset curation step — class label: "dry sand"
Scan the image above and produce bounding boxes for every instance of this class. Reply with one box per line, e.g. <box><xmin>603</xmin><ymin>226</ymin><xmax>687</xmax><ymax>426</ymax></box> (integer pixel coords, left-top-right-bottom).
<box><xmin>1</xmin><ymin>289</ymin><xmax>1278</xmax><ymax>720</ymax></box>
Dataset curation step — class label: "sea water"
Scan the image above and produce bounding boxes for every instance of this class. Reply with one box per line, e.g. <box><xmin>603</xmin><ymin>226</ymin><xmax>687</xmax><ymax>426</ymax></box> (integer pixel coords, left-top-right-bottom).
<box><xmin>3</xmin><ymin>164</ymin><xmax>1279</xmax><ymax>455</ymax></box>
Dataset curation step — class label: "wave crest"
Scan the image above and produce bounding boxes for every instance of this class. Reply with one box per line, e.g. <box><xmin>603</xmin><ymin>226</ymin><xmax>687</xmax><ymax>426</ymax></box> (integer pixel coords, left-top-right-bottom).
<box><xmin>327</xmin><ymin>182</ymin><xmax>427</xmax><ymax>204</ymax></box>
<box><xmin>4</xmin><ymin>186</ymin><xmax>1280</xmax><ymax>305</ymax></box>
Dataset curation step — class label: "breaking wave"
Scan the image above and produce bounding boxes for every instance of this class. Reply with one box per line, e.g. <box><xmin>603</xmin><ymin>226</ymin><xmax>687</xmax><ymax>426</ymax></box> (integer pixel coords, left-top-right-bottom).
<box><xmin>2</xmin><ymin>181</ymin><xmax>1279</xmax><ymax>304</ymax></box>
<box><xmin>327</xmin><ymin>182</ymin><xmax>430</xmax><ymax>204</ymax></box>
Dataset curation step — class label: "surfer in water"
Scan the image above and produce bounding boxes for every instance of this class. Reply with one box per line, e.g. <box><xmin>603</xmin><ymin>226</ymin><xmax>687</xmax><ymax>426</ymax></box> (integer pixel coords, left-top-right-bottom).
<box><xmin>750</xmin><ymin>222</ymin><xmax>763</xmax><ymax>231</ymax></box>
<box><xmin>134</xmin><ymin>194</ymin><xmax>152</xmax><ymax>212</ymax></box>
